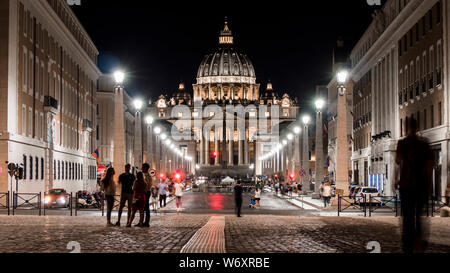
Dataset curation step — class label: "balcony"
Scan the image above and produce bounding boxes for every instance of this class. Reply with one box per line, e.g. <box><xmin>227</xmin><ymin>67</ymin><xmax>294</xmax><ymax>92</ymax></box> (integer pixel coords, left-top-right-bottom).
<box><xmin>44</xmin><ymin>96</ymin><xmax>58</xmax><ymax>115</ymax></box>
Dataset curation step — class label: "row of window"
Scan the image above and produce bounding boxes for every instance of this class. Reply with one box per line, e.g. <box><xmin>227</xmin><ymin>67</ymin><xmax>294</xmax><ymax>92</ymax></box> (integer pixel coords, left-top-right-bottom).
<box><xmin>22</xmin><ymin>155</ymin><xmax>45</xmax><ymax>181</ymax></box>
<box><xmin>399</xmin><ymin>42</ymin><xmax>443</xmax><ymax>105</ymax></box>
<box><xmin>21</xmin><ymin>45</ymin><xmax>94</xmax><ymax>124</ymax></box>
<box><xmin>21</xmin><ymin>154</ymin><xmax>96</xmax><ymax>182</ymax></box>
<box><xmin>400</xmin><ymin>102</ymin><xmax>442</xmax><ymax>136</ymax></box>
<box><xmin>398</xmin><ymin>2</ymin><xmax>441</xmax><ymax>57</ymax></box>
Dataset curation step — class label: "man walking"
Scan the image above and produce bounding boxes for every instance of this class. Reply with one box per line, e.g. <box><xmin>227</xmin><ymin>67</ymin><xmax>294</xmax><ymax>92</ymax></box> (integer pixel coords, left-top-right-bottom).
<box><xmin>395</xmin><ymin>118</ymin><xmax>433</xmax><ymax>253</ymax></box>
<box><xmin>115</xmin><ymin>164</ymin><xmax>135</xmax><ymax>227</ymax></box>
<box><xmin>158</xmin><ymin>179</ymin><xmax>169</xmax><ymax>209</ymax></box>
<box><xmin>234</xmin><ymin>181</ymin><xmax>244</xmax><ymax>217</ymax></box>
<box><xmin>141</xmin><ymin>163</ymin><xmax>152</xmax><ymax>227</ymax></box>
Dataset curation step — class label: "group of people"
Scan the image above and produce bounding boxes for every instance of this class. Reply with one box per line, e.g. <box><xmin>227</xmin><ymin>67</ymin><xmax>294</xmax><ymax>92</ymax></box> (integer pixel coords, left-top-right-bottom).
<box><xmin>274</xmin><ymin>182</ymin><xmax>302</xmax><ymax>196</ymax></box>
<box><xmin>99</xmin><ymin>163</ymin><xmax>185</xmax><ymax>228</ymax></box>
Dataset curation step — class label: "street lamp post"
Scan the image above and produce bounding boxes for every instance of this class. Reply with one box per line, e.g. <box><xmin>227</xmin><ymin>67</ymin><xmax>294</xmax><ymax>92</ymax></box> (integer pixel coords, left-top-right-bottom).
<box><xmin>314</xmin><ymin>99</ymin><xmax>325</xmax><ymax>197</ymax></box>
<box><xmin>302</xmin><ymin>115</ymin><xmax>311</xmax><ymax>195</ymax></box>
<box><xmin>145</xmin><ymin>115</ymin><xmax>154</xmax><ymax>168</ymax></box>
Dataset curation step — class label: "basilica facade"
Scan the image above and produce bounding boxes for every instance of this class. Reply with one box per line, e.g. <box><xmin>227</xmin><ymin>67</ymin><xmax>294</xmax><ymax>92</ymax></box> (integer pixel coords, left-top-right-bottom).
<box><xmin>148</xmin><ymin>20</ymin><xmax>300</xmax><ymax>178</ymax></box>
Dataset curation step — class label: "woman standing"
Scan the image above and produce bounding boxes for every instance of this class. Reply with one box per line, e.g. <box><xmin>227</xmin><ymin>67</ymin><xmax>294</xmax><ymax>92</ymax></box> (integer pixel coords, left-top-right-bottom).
<box><xmin>100</xmin><ymin>167</ymin><xmax>116</xmax><ymax>227</ymax></box>
<box><xmin>127</xmin><ymin>172</ymin><xmax>146</xmax><ymax>227</ymax></box>
<box><xmin>255</xmin><ymin>188</ymin><xmax>261</xmax><ymax>208</ymax></box>
<box><xmin>174</xmin><ymin>181</ymin><xmax>185</xmax><ymax>213</ymax></box>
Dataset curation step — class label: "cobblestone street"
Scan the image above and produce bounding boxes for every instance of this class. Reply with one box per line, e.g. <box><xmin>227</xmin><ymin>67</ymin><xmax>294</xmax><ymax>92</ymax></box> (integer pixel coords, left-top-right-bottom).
<box><xmin>0</xmin><ymin>213</ymin><xmax>449</xmax><ymax>253</ymax></box>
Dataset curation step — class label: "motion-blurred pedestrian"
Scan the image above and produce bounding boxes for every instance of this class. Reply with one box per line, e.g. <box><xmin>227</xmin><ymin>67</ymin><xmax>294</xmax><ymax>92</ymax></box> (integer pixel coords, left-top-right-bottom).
<box><xmin>395</xmin><ymin>118</ymin><xmax>433</xmax><ymax>253</ymax></box>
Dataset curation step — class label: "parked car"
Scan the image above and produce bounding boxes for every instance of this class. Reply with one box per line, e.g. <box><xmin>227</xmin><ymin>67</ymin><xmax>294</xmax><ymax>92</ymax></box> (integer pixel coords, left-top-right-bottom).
<box><xmin>354</xmin><ymin>187</ymin><xmax>381</xmax><ymax>205</ymax></box>
<box><xmin>44</xmin><ymin>189</ymin><xmax>70</xmax><ymax>208</ymax></box>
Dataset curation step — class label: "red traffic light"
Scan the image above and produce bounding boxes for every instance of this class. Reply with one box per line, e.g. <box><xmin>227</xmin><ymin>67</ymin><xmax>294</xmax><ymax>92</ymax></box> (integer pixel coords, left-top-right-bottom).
<box><xmin>159</xmin><ymin>172</ymin><xmax>166</xmax><ymax>180</ymax></box>
<box><xmin>274</xmin><ymin>174</ymin><xmax>279</xmax><ymax>179</ymax></box>
<box><xmin>289</xmin><ymin>173</ymin><xmax>296</xmax><ymax>181</ymax></box>
<box><xmin>172</xmin><ymin>170</ymin><xmax>184</xmax><ymax>182</ymax></box>
<box><xmin>212</xmin><ymin>151</ymin><xmax>218</xmax><ymax>158</ymax></box>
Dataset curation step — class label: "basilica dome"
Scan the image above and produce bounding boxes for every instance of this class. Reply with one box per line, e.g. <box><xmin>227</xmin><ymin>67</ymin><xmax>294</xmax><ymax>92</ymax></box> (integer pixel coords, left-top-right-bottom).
<box><xmin>196</xmin><ymin>19</ymin><xmax>256</xmax><ymax>84</ymax></box>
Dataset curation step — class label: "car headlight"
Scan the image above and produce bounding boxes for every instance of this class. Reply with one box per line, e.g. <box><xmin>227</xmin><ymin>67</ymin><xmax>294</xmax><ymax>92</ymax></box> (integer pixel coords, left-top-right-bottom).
<box><xmin>57</xmin><ymin>197</ymin><xmax>66</xmax><ymax>204</ymax></box>
<box><xmin>44</xmin><ymin>197</ymin><xmax>51</xmax><ymax>204</ymax></box>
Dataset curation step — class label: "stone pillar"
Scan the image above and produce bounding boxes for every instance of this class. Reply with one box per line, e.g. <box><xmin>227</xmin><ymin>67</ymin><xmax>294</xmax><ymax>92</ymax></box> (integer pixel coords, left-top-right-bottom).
<box><xmin>214</xmin><ymin>131</ymin><xmax>220</xmax><ymax>166</ymax></box>
<box><xmin>134</xmin><ymin>111</ymin><xmax>142</xmax><ymax>169</ymax></box>
<box><xmin>244</xmin><ymin>130</ymin><xmax>249</xmax><ymax>165</ymax></box>
<box><xmin>204</xmin><ymin>131</ymin><xmax>210</xmax><ymax>166</ymax></box>
<box><xmin>315</xmin><ymin>111</ymin><xmax>324</xmax><ymax>194</ymax></box>
<box><xmin>336</xmin><ymin>84</ymin><xmax>350</xmax><ymax>196</ymax></box>
<box><xmin>199</xmin><ymin>132</ymin><xmax>204</xmax><ymax>165</ymax></box>
<box><xmin>302</xmin><ymin>125</ymin><xmax>310</xmax><ymax>193</ymax></box>
<box><xmin>228</xmin><ymin>133</ymin><xmax>234</xmax><ymax>166</ymax></box>
<box><xmin>113</xmin><ymin>86</ymin><xmax>126</xmax><ymax>182</ymax></box>
<box><xmin>238</xmin><ymin>140</ymin><xmax>244</xmax><ymax>165</ymax></box>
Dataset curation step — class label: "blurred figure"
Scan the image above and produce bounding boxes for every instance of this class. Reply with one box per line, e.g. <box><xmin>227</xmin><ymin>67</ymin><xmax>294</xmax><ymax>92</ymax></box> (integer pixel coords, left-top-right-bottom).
<box><xmin>254</xmin><ymin>188</ymin><xmax>261</xmax><ymax>208</ymax></box>
<box><xmin>234</xmin><ymin>181</ymin><xmax>243</xmax><ymax>217</ymax></box>
<box><xmin>174</xmin><ymin>181</ymin><xmax>185</xmax><ymax>213</ymax></box>
<box><xmin>142</xmin><ymin>163</ymin><xmax>152</xmax><ymax>228</ymax></box>
<box><xmin>249</xmin><ymin>196</ymin><xmax>256</xmax><ymax>208</ymax></box>
<box><xmin>395</xmin><ymin>118</ymin><xmax>433</xmax><ymax>253</ymax></box>
<box><xmin>321</xmin><ymin>182</ymin><xmax>332</xmax><ymax>207</ymax></box>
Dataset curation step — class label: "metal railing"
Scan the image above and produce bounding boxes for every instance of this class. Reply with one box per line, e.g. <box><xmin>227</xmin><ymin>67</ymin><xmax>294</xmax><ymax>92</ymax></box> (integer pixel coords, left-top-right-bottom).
<box><xmin>338</xmin><ymin>195</ymin><xmax>367</xmax><ymax>217</ymax></box>
<box><xmin>0</xmin><ymin>192</ymin><xmax>10</xmax><ymax>215</ymax></box>
<box><xmin>43</xmin><ymin>193</ymin><xmax>73</xmax><ymax>216</ymax></box>
<box><xmin>368</xmin><ymin>195</ymin><xmax>399</xmax><ymax>217</ymax></box>
<box><xmin>431</xmin><ymin>196</ymin><xmax>448</xmax><ymax>217</ymax></box>
<box><xmin>12</xmin><ymin>192</ymin><xmax>41</xmax><ymax>216</ymax></box>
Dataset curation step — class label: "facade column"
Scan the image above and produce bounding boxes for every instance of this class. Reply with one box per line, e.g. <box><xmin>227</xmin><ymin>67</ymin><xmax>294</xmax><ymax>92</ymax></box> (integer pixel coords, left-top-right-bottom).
<box><xmin>228</xmin><ymin>130</ymin><xmax>234</xmax><ymax>166</ymax></box>
<box><xmin>113</xmin><ymin>85</ymin><xmax>126</xmax><ymax>182</ymax></box>
<box><xmin>204</xmin><ymin>131</ymin><xmax>210</xmax><ymax>166</ymax></box>
<box><xmin>238</xmin><ymin>139</ymin><xmax>244</xmax><ymax>165</ymax></box>
<box><xmin>214</xmin><ymin>131</ymin><xmax>220</xmax><ymax>166</ymax></box>
<box><xmin>244</xmin><ymin>129</ymin><xmax>249</xmax><ymax>164</ymax></box>
<box><xmin>199</xmin><ymin>132</ymin><xmax>204</xmax><ymax>165</ymax></box>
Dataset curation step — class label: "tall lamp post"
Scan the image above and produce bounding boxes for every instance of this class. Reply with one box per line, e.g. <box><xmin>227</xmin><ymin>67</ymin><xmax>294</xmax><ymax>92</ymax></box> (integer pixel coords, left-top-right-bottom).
<box><xmin>336</xmin><ymin>70</ymin><xmax>350</xmax><ymax>197</ymax></box>
<box><xmin>302</xmin><ymin>115</ymin><xmax>311</xmax><ymax>194</ymax></box>
<box><xmin>314</xmin><ymin>99</ymin><xmax>325</xmax><ymax>197</ymax></box>
<box><xmin>112</xmin><ymin>71</ymin><xmax>126</xmax><ymax>179</ymax></box>
<box><xmin>153</xmin><ymin>126</ymin><xmax>162</xmax><ymax>173</ymax></box>
<box><xmin>145</xmin><ymin>115</ymin><xmax>154</xmax><ymax>168</ymax></box>
<box><xmin>133</xmin><ymin>99</ymin><xmax>144</xmax><ymax>169</ymax></box>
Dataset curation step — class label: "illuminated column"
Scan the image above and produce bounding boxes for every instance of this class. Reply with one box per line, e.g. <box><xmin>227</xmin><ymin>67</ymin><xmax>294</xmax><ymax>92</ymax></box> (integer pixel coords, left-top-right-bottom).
<box><xmin>214</xmin><ymin>130</ymin><xmax>220</xmax><ymax>166</ymax></box>
<box><xmin>112</xmin><ymin>72</ymin><xmax>126</xmax><ymax>181</ymax></box>
<box><xmin>204</xmin><ymin>131</ymin><xmax>210</xmax><ymax>166</ymax></box>
<box><xmin>228</xmin><ymin>131</ymin><xmax>234</xmax><ymax>166</ymax></box>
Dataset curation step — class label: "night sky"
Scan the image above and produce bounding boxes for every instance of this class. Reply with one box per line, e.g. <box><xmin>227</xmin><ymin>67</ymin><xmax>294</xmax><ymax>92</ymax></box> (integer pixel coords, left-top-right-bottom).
<box><xmin>71</xmin><ymin>0</ymin><xmax>386</xmax><ymax>109</ymax></box>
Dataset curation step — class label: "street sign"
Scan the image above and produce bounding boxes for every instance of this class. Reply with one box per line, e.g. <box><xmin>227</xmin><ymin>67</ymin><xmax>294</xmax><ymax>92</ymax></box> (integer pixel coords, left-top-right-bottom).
<box><xmin>299</xmin><ymin>169</ymin><xmax>306</xmax><ymax>177</ymax></box>
<box><xmin>150</xmin><ymin>169</ymin><xmax>157</xmax><ymax>177</ymax></box>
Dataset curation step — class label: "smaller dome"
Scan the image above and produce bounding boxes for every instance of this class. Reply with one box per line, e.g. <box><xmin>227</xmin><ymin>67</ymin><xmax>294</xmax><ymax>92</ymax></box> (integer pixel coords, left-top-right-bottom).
<box><xmin>172</xmin><ymin>82</ymin><xmax>192</xmax><ymax>105</ymax></box>
<box><xmin>260</xmin><ymin>81</ymin><xmax>279</xmax><ymax>101</ymax></box>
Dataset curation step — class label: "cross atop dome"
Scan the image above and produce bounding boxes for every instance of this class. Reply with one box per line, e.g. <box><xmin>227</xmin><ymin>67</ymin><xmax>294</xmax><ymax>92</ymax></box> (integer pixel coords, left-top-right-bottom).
<box><xmin>219</xmin><ymin>17</ymin><xmax>233</xmax><ymax>45</ymax></box>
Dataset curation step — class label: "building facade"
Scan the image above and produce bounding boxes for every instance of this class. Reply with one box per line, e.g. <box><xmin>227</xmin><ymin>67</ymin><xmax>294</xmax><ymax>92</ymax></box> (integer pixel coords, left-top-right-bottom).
<box><xmin>350</xmin><ymin>0</ymin><xmax>448</xmax><ymax>197</ymax></box>
<box><xmin>0</xmin><ymin>0</ymin><xmax>100</xmax><ymax>194</ymax></box>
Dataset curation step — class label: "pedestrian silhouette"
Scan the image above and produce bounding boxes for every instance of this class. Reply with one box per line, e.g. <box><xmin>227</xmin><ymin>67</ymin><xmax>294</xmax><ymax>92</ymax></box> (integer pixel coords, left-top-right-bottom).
<box><xmin>234</xmin><ymin>181</ymin><xmax>243</xmax><ymax>217</ymax></box>
<box><xmin>395</xmin><ymin>118</ymin><xmax>433</xmax><ymax>253</ymax></box>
